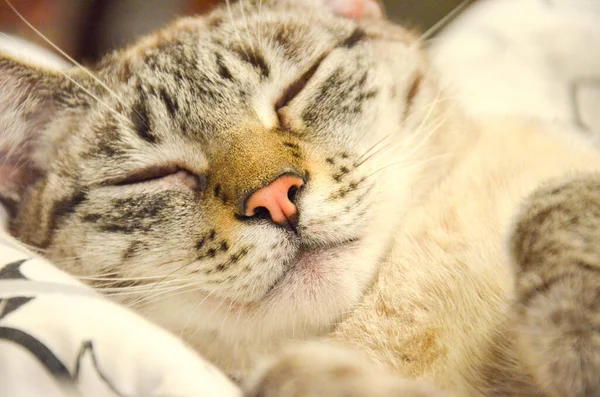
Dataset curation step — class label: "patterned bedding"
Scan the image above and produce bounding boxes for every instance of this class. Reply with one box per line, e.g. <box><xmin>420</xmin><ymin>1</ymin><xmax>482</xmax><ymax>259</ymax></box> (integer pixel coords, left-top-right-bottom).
<box><xmin>0</xmin><ymin>210</ymin><xmax>241</xmax><ymax>396</ymax></box>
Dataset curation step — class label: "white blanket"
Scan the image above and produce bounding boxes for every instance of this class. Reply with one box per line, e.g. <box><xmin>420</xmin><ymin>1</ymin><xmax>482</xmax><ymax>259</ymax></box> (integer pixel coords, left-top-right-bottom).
<box><xmin>431</xmin><ymin>0</ymin><xmax>600</xmax><ymax>138</ymax></box>
<box><xmin>0</xmin><ymin>226</ymin><xmax>240</xmax><ymax>397</ymax></box>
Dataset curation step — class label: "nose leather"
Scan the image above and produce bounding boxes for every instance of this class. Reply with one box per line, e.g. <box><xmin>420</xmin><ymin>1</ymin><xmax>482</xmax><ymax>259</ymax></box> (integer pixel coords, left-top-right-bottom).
<box><xmin>244</xmin><ymin>174</ymin><xmax>304</xmax><ymax>226</ymax></box>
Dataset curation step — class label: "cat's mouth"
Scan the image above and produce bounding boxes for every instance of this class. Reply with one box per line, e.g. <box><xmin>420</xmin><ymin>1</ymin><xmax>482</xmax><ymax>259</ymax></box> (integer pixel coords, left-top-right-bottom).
<box><xmin>263</xmin><ymin>237</ymin><xmax>361</xmax><ymax>297</ymax></box>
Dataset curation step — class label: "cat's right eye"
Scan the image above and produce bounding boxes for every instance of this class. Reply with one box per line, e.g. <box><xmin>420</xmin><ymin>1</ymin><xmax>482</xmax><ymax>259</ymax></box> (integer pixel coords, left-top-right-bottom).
<box><xmin>275</xmin><ymin>28</ymin><xmax>362</xmax><ymax>131</ymax></box>
<box><xmin>109</xmin><ymin>166</ymin><xmax>206</xmax><ymax>191</ymax></box>
<box><xmin>275</xmin><ymin>54</ymin><xmax>326</xmax><ymax>132</ymax></box>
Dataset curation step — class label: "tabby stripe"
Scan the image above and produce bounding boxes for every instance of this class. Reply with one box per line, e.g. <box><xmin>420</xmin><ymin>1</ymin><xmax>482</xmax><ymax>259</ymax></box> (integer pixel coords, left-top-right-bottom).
<box><xmin>131</xmin><ymin>99</ymin><xmax>157</xmax><ymax>144</ymax></box>
<box><xmin>518</xmin><ymin>266</ymin><xmax>600</xmax><ymax>307</ymax></box>
<box><xmin>131</xmin><ymin>86</ymin><xmax>159</xmax><ymax>144</ymax></box>
<box><xmin>404</xmin><ymin>71</ymin><xmax>422</xmax><ymax>119</ymax></box>
<box><xmin>159</xmin><ymin>87</ymin><xmax>179</xmax><ymax>118</ymax></box>
<box><xmin>41</xmin><ymin>191</ymin><xmax>88</xmax><ymax>248</ymax></box>
<box><xmin>518</xmin><ymin>273</ymin><xmax>569</xmax><ymax>308</ymax></box>
<box><xmin>232</xmin><ymin>47</ymin><xmax>270</xmax><ymax>79</ymax></box>
<box><xmin>216</xmin><ymin>53</ymin><xmax>234</xmax><ymax>81</ymax></box>
<box><xmin>575</xmin><ymin>260</ymin><xmax>600</xmax><ymax>275</ymax></box>
<box><xmin>339</xmin><ymin>27</ymin><xmax>367</xmax><ymax>49</ymax></box>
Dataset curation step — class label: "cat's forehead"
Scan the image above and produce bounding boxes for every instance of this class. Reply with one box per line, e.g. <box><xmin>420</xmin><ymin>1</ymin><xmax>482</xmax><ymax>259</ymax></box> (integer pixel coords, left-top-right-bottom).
<box><xmin>79</xmin><ymin>2</ymin><xmax>423</xmax><ymax>159</ymax></box>
<box><xmin>114</xmin><ymin>6</ymin><xmax>355</xmax><ymax>70</ymax></box>
<box><xmin>95</xmin><ymin>0</ymin><xmax>419</xmax><ymax>98</ymax></box>
<box><xmin>91</xmin><ymin>9</ymin><xmax>356</xmax><ymax>139</ymax></box>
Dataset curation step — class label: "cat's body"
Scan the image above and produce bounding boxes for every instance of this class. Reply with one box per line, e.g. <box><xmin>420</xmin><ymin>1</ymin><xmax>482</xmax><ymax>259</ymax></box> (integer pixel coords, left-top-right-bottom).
<box><xmin>196</xmin><ymin>116</ymin><xmax>600</xmax><ymax>396</ymax></box>
<box><xmin>331</xmin><ymin>120</ymin><xmax>600</xmax><ymax>396</ymax></box>
<box><xmin>2</xmin><ymin>1</ymin><xmax>600</xmax><ymax>396</ymax></box>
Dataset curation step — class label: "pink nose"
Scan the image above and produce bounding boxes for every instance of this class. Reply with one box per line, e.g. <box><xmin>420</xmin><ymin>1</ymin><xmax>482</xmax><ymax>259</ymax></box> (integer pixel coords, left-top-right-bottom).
<box><xmin>244</xmin><ymin>174</ymin><xmax>303</xmax><ymax>227</ymax></box>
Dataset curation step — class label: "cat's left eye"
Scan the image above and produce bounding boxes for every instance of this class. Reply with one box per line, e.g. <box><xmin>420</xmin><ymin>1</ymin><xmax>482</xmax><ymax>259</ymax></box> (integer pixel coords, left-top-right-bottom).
<box><xmin>111</xmin><ymin>166</ymin><xmax>206</xmax><ymax>191</ymax></box>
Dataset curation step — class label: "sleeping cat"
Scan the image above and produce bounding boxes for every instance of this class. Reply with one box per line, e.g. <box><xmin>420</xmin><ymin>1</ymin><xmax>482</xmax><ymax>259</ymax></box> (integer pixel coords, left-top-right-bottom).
<box><xmin>2</xmin><ymin>0</ymin><xmax>600</xmax><ymax>395</ymax></box>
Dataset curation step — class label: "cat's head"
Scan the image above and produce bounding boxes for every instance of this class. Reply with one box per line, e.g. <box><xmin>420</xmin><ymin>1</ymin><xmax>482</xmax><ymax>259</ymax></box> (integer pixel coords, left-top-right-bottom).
<box><xmin>0</xmin><ymin>0</ymin><xmax>470</xmax><ymax>374</ymax></box>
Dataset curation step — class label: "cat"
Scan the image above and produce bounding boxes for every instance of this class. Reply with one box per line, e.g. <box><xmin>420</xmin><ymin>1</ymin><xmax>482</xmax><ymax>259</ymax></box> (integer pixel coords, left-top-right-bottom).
<box><xmin>2</xmin><ymin>0</ymin><xmax>600</xmax><ymax>396</ymax></box>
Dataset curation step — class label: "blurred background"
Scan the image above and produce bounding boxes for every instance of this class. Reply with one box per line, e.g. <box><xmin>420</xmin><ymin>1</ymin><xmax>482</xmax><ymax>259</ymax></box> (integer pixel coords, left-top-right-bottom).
<box><xmin>0</xmin><ymin>0</ymin><xmax>468</xmax><ymax>63</ymax></box>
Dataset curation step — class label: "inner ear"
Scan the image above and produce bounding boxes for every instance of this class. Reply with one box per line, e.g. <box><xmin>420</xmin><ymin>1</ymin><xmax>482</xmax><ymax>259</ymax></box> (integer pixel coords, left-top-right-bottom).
<box><xmin>321</xmin><ymin>0</ymin><xmax>385</xmax><ymax>20</ymax></box>
<box><xmin>261</xmin><ymin>0</ymin><xmax>385</xmax><ymax>20</ymax></box>
<box><xmin>0</xmin><ymin>55</ymin><xmax>77</xmax><ymax>215</ymax></box>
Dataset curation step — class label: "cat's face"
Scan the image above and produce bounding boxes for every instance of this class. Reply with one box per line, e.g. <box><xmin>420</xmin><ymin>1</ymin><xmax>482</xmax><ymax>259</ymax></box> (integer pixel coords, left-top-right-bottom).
<box><xmin>2</xmin><ymin>0</ymin><xmax>462</xmax><ymax>371</ymax></box>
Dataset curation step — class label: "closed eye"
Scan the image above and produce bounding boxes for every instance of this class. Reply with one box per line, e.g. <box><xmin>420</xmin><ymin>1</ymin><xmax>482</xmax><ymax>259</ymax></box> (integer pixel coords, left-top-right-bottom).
<box><xmin>274</xmin><ymin>52</ymin><xmax>329</xmax><ymax>132</ymax></box>
<box><xmin>275</xmin><ymin>28</ymin><xmax>368</xmax><ymax>131</ymax></box>
<box><xmin>275</xmin><ymin>58</ymin><xmax>323</xmax><ymax>114</ymax></box>
<box><xmin>109</xmin><ymin>166</ymin><xmax>206</xmax><ymax>191</ymax></box>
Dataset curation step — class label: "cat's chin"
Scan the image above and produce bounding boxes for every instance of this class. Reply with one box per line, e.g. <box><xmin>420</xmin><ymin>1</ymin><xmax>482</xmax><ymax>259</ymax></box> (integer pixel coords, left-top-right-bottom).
<box><xmin>269</xmin><ymin>238</ymin><xmax>362</xmax><ymax>294</ymax></box>
<box><xmin>176</xmin><ymin>233</ymin><xmax>387</xmax><ymax>377</ymax></box>
<box><xmin>259</xmin><ymin>237</ymin><xmax>360</xmax><ymax>295</ymax></box>
<box><xmin>193</xmin><ymin>237</ymin><xmax>365</xmax><ymax>316</ymax></box>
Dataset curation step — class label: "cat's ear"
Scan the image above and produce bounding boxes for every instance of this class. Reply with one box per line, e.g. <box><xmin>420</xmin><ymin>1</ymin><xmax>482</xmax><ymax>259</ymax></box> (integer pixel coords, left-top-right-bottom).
<box><xmin>320</xmin><ymin>0</ymin><xmax>385</xmax><ymax>20</ymax></box>
<box><xmin>0</xmin><ymin>55</ymin><xmax>80</xmax><ymax>214</ymax></box>
<box><xmin>259</xmin><ymin>0</ymin><xmax>385</xmax><ymax>20</ymax></box>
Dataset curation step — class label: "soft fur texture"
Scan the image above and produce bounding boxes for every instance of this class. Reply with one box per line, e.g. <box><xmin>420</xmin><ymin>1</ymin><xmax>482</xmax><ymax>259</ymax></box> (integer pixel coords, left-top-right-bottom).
<box><xmin>2</xmin><ymin>1</ymin><xmax>600</xmax><ymax>395</ymax></box>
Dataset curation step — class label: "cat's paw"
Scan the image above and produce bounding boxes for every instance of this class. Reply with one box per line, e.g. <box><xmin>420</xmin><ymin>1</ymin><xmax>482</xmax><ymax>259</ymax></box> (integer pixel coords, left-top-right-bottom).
<box><xmin>511</xmin><ymin>177</ymin><xmax>600</xmax><ymax>397</ymax></box>
<box><xmin>244</xmin><ymin>342</ymin><xmax>448</xmax><ymax>397</ymax></box>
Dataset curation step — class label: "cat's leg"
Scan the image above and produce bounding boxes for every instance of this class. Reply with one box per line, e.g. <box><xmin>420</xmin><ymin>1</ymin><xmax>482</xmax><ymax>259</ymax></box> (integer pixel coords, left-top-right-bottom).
<box><xmin>244</xmin><ymin>342</ymin><xmax>449</xmax><ymax>397</ymax></box>
<box><xmin>510</xmin><ymin>176</ymin><xmax>600</xmax><ymax>397</ymax></box>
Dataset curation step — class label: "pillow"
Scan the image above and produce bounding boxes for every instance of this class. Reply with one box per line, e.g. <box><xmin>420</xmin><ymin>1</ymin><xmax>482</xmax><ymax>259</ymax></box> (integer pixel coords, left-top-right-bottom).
<box><xmin>0</xmin><ymin>206</ymin><xmax>241</xmax><ymax>397</ymax></box>
<box><xmin>430</xmin><ymin>0</ymin><xmax>600</xmax><ymax>139</ymax></box>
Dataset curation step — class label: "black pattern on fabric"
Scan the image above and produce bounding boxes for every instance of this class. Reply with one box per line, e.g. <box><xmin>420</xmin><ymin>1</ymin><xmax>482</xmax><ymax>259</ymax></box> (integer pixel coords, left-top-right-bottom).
<box><xmin>0</xmin><ymin>326</ymin><xmax>80</xmax><ymax>395</ymax></box>
<box><xmin>0</xmin><ymin>297</ymin><xmax>33</xmax><ymax>319</ymax></box>
<box><xmin>0</xmin><ymin>259</ymin><xmax>29</xmax><ymax>280</ymax></box>
<box><xmin>0</xmin><ymin>326</ymin><xmax>126</xmax><ymax>396</ymax></box>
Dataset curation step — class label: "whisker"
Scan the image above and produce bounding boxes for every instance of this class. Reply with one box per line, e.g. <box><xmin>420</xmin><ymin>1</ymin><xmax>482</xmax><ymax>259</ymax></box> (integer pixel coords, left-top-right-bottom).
<box><xmin>124</xmin><ymin>258</ymin><xmax>204</xmax><ymax>306</ymax></box>
<box><xmin>267</xmin><ymin>20</ymin><xmax>284</xmax><ymax>52</ymax></box>
<box><xmin>354</xmin><ymin>125</ymin><xmax>420</xmax><ymax>171</ymax></box>
<box><xmin>364</xmin><ymin>152</ymin><xmax>454</xmax><ymax>182</ymax></box>
<box><xmin>401</xmin><ymin>114</ymin><xmax>449</xmax><ymax>162</ymax></box>
<box><xmin>51</xmin><ymin>256</ymin><xmax>204</xmax><ymax>298</ymax></box>
<box><xmin>179</xmin><ymin>288</ymin><xmax>218</xmax><ymax>338</ymax></box>
<box><xmin>356</xmin><ymin>109</ymin><xmax>448</xmax><ymax>178</ymax></box>
<box><xmin>94</xmin><ymin>278</ymin><xmax>189</xmax><ymax>289</ymax></box>
<box><xmin>78</xmin><ymin>274</ymin><xmax>188</xmax><ymax>282</ymax></box>
<box><xmin>130</xmin><ymin>284</ymin><xmax>222</xmax><ymax>312</ymax></box>
<box><xmin>239</xmin><ymin>0</ymin><xmax>258</xmax><ymax>55</ymax></box>
<box><xmin>257</xmin><ymin>0</ymin><xmax>264</xmax><ymax>41</ymax></box>
<box><xmin>413</xmin><ymin>0</ymin><xmax>473</xmax><ymax>49</ymax></box>
<box><xmin>354</xmin><ymin>132</ymin><xmax>398</xmax><ymax>167</ymax></box>
<box><xmin>58</xmin><ymin>68</ymin><xmax>124</xmax><ymax>120</ymax></box>
<box><xmin>128</xmin><ymin>283</ymin><xmax>199</xmax><ymax>307</ymax></box>
<box><xmin>101</xmin><ymin>282</ymin><xmax>192</xmax><ymax>297</ymax></box>
<box><xmin>226</xmin><ymin>0</ymin><xmax>250</xmax><ymax>58</ymax></box>
<box><xmin>3</xmin><ymin>1</ymin><xmax>148</xmax><ymax>129</ymax></box>
<box><xmin>354</xmin><ymin>84</ymin><xmax>451</xmax><ymax>169</ymax></box>
<box><xmin>206</xmin><ymin>295</ymin><xmax>226</xmax><ymax>319</ymax></box>
<box><xmin>218</xmin><ymin>299</ymin><xmax>236</xmax><ymax>334</ymax></box>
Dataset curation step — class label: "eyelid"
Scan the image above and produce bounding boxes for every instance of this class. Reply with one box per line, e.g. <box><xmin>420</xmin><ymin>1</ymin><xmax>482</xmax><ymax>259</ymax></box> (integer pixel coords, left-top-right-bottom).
<box><xmin>110</xmin><ymin>165</ymin><xmax>179</xmax><ymax>186</ymax></box>
<box><xmin>274</xmin><ymin>27</ymin><xmax>368</xmax><ymax>118</ymax></box>
<box><xmin>106</xmin><ymin>165</ymin><xmax>206</xmax><ymax>191</ymax></box>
